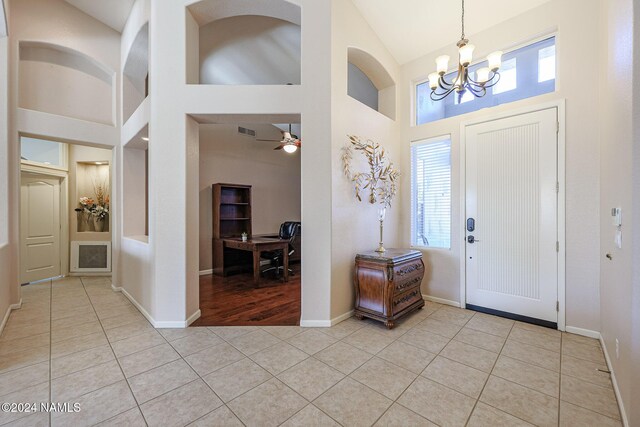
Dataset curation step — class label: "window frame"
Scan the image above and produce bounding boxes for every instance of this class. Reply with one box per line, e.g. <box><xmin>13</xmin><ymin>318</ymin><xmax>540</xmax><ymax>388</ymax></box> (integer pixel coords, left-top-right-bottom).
<box><xmin>410</xmin><ymin>134</ymin><xmax>452</xmax><ymax>251</ymax></box>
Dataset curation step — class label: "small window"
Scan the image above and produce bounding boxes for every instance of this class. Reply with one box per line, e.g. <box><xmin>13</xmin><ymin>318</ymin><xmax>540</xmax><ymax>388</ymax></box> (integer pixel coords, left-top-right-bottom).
<box><xmin>411</xmin><ymin>136</ymin><xmax>451</xmax><ymax>249</ymax></box>
<box><xmin>416</xmin><ymin>36</ymin><xmax>556</xmax><ymax>125</ymax></box>
<box><xmin>20</xmin><ymin>136</ymin><xmax>67</xmax><ymax>169</ymax></box>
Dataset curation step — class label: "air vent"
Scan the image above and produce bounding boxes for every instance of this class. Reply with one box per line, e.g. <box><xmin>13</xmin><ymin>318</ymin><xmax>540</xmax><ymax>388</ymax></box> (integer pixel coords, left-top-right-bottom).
<box><xmin>71</xmin><ymin>241</ymin><xmax>111</xmax><ymax>273</ymax></box>
<box><xmin>237</xmin><ymin>126</ymin><xmax>256</xmax><ymax>137</ymax></box>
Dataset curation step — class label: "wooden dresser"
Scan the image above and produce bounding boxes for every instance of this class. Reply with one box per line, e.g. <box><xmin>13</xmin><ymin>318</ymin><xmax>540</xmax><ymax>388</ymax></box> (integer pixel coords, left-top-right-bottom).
<box><xmin>354</xmin><ymin>249</ymin><xmax>425</xmax><ymax>329</ymax></box>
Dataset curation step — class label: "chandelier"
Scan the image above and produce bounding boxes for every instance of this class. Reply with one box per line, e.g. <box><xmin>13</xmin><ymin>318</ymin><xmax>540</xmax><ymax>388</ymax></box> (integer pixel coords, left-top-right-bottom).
<box><xmin>428</xmin><ymin>0</ymin><xmax>502</xmax><ymax>101</ymax></box>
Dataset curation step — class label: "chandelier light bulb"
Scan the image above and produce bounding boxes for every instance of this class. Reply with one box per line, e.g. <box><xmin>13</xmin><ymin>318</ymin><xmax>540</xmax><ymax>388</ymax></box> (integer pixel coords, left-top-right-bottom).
<box><xmin>487</xmin><ymin>51</ymin><xmax>503</xmax><ymax>71</ymax></box>
<box><xmin>476</xmin><ymin>67</ymin><xmax>490</xmax><ymax>83</ymax></box>
<box><xmin>428</xmin><ymin>73</ymin><xmax>440</xmax><ymax>90</ymax></box>
<box><xmin>283</xmin><ymin>143</ymin><xmax>298</xmax><ymax>154</ymax></box>
<box><xmin>436</xmin><ymin>55</ymin><xmax>450</xmax><ymax>75</ymax></box>
<box><xmin>459</xmin><ymin>44</ymin><xmax>475</xmax><ymax>66</ymax></box>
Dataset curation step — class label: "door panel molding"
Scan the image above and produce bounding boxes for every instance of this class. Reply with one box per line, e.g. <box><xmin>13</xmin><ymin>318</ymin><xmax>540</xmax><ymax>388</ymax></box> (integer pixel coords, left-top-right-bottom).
<box><xmin>459</xmin><ymin>99</ymin><xmax>566</xmax><ymax>331</ymax></box>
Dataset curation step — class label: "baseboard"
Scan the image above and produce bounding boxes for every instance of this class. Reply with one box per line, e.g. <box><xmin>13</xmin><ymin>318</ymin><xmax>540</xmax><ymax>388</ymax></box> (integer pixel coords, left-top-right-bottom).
<box><xmin>331</xmin><ymin>310</ymin><xmax>354</xmax><ymax>326</ymax></box>
<box><xmin>186</xmin><ymin>309</ymin><xmax>201</xmax><ymax>326</ymax></box>
<box><xmin>0</xmin><ymin>299</ymin><xmax>23</xmax><ymax>337</ymax></box>
<box><xmin>565</xmin><ymin>326</ymin><xmax>600</xmax><ymax>339</ymax></box>
<box><xmin>198</xmin><ymin>269</ymin><xmax>213</xmax><ymax>276</ymax></box>
<box><xmin>599</xmin><ymin>334</ymin><xmax>629</xmax><ymax>427</ymax></box>
<box><xmin>422</xmin><ymin>294</ymin><xmax>461</xmax><ymax>308</ymax></box>
<box><xmin>300</xmin><ymin>320</ymin><xmax>332</xmax><ymax>327</ymax></box>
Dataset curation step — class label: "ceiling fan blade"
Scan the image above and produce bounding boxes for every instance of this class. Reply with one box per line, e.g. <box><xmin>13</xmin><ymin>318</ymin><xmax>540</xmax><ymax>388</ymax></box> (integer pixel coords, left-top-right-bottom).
<box><xmin>256</xmin><ymin>138</ymin><xmax>282</xmax><ymax>142</ymax></box>
<box><xmin>274</xmin><ymin>144</ymin><xmax>284</xmax><ymax>150</ymax></box>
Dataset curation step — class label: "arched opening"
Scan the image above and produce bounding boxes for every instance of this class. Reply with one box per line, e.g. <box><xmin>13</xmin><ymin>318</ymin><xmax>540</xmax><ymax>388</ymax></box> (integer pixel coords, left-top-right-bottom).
<box><xmin>347</xmin><ymin>47</ymin><xmax>396</xmax><ymax>120</ymax></box>
<box><xmin>123</xmin><ymin>23</ymin><xmax>149</xmax><ymax>124</ymax></box>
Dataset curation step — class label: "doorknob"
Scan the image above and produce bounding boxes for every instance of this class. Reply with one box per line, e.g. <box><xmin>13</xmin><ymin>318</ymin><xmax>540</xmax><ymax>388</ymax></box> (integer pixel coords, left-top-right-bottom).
<box><xmin>467</xmin><ymin>235</ymin><xmax>480</xmax><ymax>243</ymax></box>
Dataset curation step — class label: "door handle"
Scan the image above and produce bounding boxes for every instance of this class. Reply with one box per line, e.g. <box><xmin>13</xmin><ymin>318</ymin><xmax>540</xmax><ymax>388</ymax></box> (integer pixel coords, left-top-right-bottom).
<box><xmin>467</xmin><ymin>235</ymin><xmax>480</xmax><ymax>243</ymax></box>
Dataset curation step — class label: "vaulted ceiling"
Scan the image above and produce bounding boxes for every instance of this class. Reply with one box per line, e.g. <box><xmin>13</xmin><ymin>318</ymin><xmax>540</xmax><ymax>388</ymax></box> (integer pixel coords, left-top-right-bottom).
<box><xmin>64</xmin><ymin>0</ymin><xmax>135</xmax><ymax>32</ymax></box>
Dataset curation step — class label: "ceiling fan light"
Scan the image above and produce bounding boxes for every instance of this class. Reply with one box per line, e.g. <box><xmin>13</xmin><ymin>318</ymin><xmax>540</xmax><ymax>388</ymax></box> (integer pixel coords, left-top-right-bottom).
<box><xmin>428</xmin><ymin>73</ymin><xmax>440</xmax><ymax>90</ymax></box>
<box><xmin>436</xmin><ymin>55</ymin><xmax>450</xmax><ymax>75</ymax></box>
<box><xmin>459</xmin><ymin>44</ymin><xmax>475</xmax><ymax>66</ymax></box>
<box><xmin>283</xmin><ymin>143</ymin><xmax>298</xmax><ymax>154</ymax></box>
<box><xmin>487</xmin><ymin>51</ymin><xmax>503</xmax><ymax>71</ymax></box>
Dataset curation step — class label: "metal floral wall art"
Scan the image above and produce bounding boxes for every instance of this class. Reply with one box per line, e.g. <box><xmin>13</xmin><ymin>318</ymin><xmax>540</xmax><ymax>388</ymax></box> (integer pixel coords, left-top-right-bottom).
<box><xmin>342</xmin><ymin>135</ymin><xmax>400</xmax><ymax>252</ymax></box>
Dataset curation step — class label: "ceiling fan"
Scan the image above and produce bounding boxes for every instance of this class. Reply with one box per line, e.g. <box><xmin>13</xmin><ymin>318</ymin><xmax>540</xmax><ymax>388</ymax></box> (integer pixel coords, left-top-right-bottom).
<box><xmin>256</xmin><ymin>124</ymin><xmax>301</xmax><ymax>153</ymax></box>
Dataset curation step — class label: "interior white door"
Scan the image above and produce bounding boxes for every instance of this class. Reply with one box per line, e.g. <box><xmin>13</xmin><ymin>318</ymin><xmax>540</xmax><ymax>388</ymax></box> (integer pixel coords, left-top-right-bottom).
<box><xmin>20</xmin><ymin>174</ymin><xmax>61</xmax><ymax>283</ymax></box>
<box><xmin>465</xmin><ymin>108</ymin><xmax>558</xmax><ymax>323</ymax></box>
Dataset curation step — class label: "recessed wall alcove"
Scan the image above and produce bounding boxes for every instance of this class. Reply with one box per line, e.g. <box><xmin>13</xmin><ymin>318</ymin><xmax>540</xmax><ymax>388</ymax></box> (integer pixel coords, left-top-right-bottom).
<box><xmin>18</xmin><ymin>41</ymin><xmax>115</xmax><ymax>125</ymax></box>
<box><xmin>347</xmin><ymin>47</ymin><xmax>396</xmax><ymax>120</ymax></box>
<box><xmin>186</xmin><ymin>0</ymin><xmax>301</xmax><ymax>85</ymax></box>
<box><xmin>123</xmin><ymin>23</ymin><xmax>149</xmax><ymax>124</ymax></box>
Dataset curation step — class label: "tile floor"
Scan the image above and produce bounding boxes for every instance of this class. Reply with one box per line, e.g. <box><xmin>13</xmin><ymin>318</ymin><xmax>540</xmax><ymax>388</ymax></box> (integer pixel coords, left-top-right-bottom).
<box><xmin>0</xmin><ymin>276</ymin><xmax>622</xmax><ymax>426</ymax></box>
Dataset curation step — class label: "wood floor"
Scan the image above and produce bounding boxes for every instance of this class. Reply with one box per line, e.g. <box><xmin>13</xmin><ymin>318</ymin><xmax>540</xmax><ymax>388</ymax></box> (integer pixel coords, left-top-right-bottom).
<box><xmin>192</xmin><ymin>264</ymin><xmax>301</xmax><ymax>326</ymax></box>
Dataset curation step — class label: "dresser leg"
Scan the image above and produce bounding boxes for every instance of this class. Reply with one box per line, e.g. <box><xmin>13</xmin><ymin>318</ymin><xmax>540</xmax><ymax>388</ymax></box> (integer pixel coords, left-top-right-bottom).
<box><xmin>355</xmin><ymin>313</ymin><xmax>364</xmax><ymax>320</ymax></box>
<box><xmin>384</xmin><ymin>320</ymin><xmax>395</xmax><ymax>329</ymax></box>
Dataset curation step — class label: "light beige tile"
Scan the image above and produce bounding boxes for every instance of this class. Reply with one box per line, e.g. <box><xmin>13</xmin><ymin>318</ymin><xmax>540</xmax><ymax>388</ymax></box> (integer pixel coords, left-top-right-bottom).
<box><xmin>508</xmin><ymin>327</ymin><xmax>561</xmax><ymax>353</ymax></box>
<box><xmin>322</xmin><ymin>318</ymin><xmax>366</xmax><ymax>339</ymax></box>
<box><xmin>397</xmin><ymin>376</ymin><xmax>476</xmax><ymax>426</ymax></box>
<box><xmin>561</xmin><ymin>354</ymin><xmax>612</xmax><ymax>389</ymax></box>
<box><xmin>362</xmin><ymin>320</ymin><xmax>413</xmax><ymax>339</ymax></box>
<box><xmin>493</xmin><ymin>355</ymin><xmax>559</xmax><ymax>397</ymax></box>
<box><xmin>128</xmin><ymin>359</ymin><xmax>199</xmax><ymax>404</ymax></box>
<box><xmin>51</xmin><ymin>331</ymin><xmax>108</xmax><ymax>359</ymax></box>
<box><xmin>429</xmin><ymin>306</ymin><xmax>474</xmax><ymax>326</ymax></box>
<box><xmin>251</xmin><ymin>342</ymin><xmax>309</xmax><ymax>375</ymax></box>
<box><xmin>51</xmin><ymin>344</ymin><xmax>115</xmax><ymax>379</ymax></box>
<box><xmin>207</xmin><ymin>326</ymin><xmax>257</xmax><ymax>340</ymax></box>
<box><xmin>562</xmin><ymin>332</ymin><xmax>600</xmax><ymax>348</ymax></box>
<box><xmin>415</xmin><ymin>318</ymin><xmax>462</xmax><ymax>338</ymax></box>
<box><xmin>228</xmin><ymin>329</ymin><xmax>281</xmax><ymax>356</ymax></box>
<box><xmin>0</xmin><ymin>345</ymin><xmax>49</xmax><ymax>375</ymax></box>
<box><xmin>421</xmin><ymin>356</ymin><xmax>488</xmax><ymax>398</ymax></box>
<box><xmin>51</xmin><ymin>311</ymin><xmax>98</xmax><ymax>330</ymax></box>
<box><xmin>95</xmin><ymin>304</ymin><xmax>140</xmax><ymax>321</ymax></box>
<box><xmin>51</xmin><ymin>360</ymin><xmax>124</xmax><ymax>402</ymax></box>
<box><xmin>0</xmin><ymin>321</ymin><xmax>50</xmax><ymax>342</ymax></box>
<box><xmin>377</xmin><ymin>341</ymin><xmax>436</xmax><ymax>374</ymax></box>
<box><xmin>51</xmin><ymin>320</ymin><xmax>103</xmax><ymax>343</ymax></box>
<box><xmin>315</xmin><ymin>342</ymin><xmax>372</xmax><ymax>375</ymax></box>
<box><xmin>514</xmin><ymin>321</ymin><xmax>561</xmax><ymax>337</ymax></box>
<box><xmin>350</xmin><ymin>357</ymin><xmax>417</xmax><ymax>400</ymax></box>
<box><xmin>562</xmin><ymin>339</ymin><xmax>606</xmax><ymax>364</ymax></box>
<box><xmin>203</xmin><ymin>358</ymin><xmax>272</xmax><ymax>402</ymax></box>
<box><xmin>559</xmin><ymin>401</ymin><xmax>622</xmax><ymax>427</ymax></box>
<box><xmin>560</xmin><ymin>375</ymin><xmax>621</xmax><ymax>420</ymax></box>
<box><xmin>51</xmin><ymin>305</ymin><xmax>95</xmax><ymax>321</ymax></box>
<box><xmin>184</xmin><ymin>342</ymin><xmax>245</xmax><ymax>376</ymax></box>
<box><xmin>315</xmin><ymin>378</ymin><xmax>392</xmax><ymax>427</ymax></box>
<box><xmin>119</xmin><ymin>343</ymin><xmax>181</xmax><ymax>378</ymax></box>
<box><xmin>502</xmin><ymin>339</ymin><xmax>561</xmax><ymax>372</ymax></box>
<box><xmin>261</xmin><ymin>326</ymin><xmax>303</xmax><ymax>340</ymax></box>
<box><xmin>189</xmin><ymin>405</ymin><xmax>244</xmax><ymax>427</ymax></box>
<box><xmin>95</xmin><ymin>407</ymin><xmax>147</xmax><ymax>427</ymax></box>
<box><xmin>0</xmin><ymin>332</ymin><xmax>50</xmax><ymax>356</ymax></box>
<box><xmin>466</xmin><ymin>314</ymin><xmax>514</xmax><ymax>337</ymax></box>
<box><xmin>281</xmin><ymin>404</ymin><xmax>340</xmax><ymax>427</ymax></box>
<box><xmin>140</xmin><ymin>379</ymin><xmax>223</xmax><ymax>427</ymax></box>
<box><xmin>277</xmin><ymin>358</ymin><xmax>344</xmax><ymax>401</ymax></box>
<box><xmin>453</xmin><ymin>326</ymin><xmax>506</xmax><ymax>353</ymax></box>
<box><xmin>99</xmin><ymin>312</ymin><xmax>146</xmax><ymax>330</ymax></box>
<box><xmin>2</xmin><ymin>410</ymin><xmax>50</xmax><ymax>427</ymax></box>
<box><xmin>0</xmin><ymin>361</ymin><xmax>49</xmax><ymax>397</ymax></box>
<box><xmin>0</xmin><ymin>382</ymin><xmax>49</xmax><ymax>426</ymax></box>
<box><xmin>105</xmin><ymin>321</ymin><xmax>155</xmax><ymax>342</ymax></box>
<box><xmin>398</xmin><ymin>327</ymin><xmax>450</xmax><ymax>354</ymax></box>
<box><xmin>342</xmin><ymin>328</ymin><xmax>395</xmax><ymax>354</ymax></box>
<box><xmin>111</xmin><ymin>330</ymin><xmax>165</xmax><ymax>358</ymax></box>
<box><xmin>467</xmin><ymin>402</ymin><xmax>535</xmax><ymax>427</ymax></box>
<box><xmin>159</xmin><ymin>327</ymin><xmax>208</xmax><ymax>342</ymax></box>
<box><xmin>374</xmin><ymin>403</ymin><xmax>436</xmax><ymax>427</ymax></box>
<box><xmin>480</xmin><ymin>376</ymin><xmax>559</xmax><ymax>427</ymax></box>
<box><xmin>440</xmin><ymin>340</ymin><xmax>498</xmax><ymax>373</ymax></box>
<box><xmin>286</xmin><ymin>330</ymin><xmax>337</xmax><ymax>355</ymax></box>
<box><xmin>170</xmin><ymin>330</ymin><xmax>224</xmax><ymax>357</ymax></box>
<box><xmin>228</xmin><ymin>378</ymin><xmax>307</xmax><ymax>427</ymax></box>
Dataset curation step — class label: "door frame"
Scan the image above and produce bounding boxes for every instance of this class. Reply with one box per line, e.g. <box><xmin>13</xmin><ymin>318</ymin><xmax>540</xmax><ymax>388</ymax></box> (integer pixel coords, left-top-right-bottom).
<box><xmin>19</xmin><ymin>166</ymin><xmax>69</xmax><ymax>281</ymax></box>
<box><xmin>458</xmin><ymin>99</ymin><xmax>566</xmax><ymax>331</ymax></box>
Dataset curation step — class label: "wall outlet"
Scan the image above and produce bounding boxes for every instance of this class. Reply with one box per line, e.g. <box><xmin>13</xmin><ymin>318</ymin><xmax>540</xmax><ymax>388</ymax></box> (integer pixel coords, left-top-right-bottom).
<box><xmin>615</xmin><ymin>338</ymin><xmax>620</xmax><ymax>359</ymax></box>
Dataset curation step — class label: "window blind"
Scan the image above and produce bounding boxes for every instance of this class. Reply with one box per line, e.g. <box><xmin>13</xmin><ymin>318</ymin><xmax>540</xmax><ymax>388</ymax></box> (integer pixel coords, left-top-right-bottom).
<box><xmin>411</xmin><ymin>138</ymin><xmax>451</xmax><ymax>249</ymax></box>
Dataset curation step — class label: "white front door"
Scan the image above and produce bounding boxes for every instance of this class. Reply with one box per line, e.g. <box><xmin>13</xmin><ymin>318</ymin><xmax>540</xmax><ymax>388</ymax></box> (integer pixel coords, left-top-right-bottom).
<box><xmin>20</xmin><ymin>175</ymin><xmax>61</xmax><ymax>283</ymax></box>
<box><xmin>465</xmin><ymin>108</ymin><xmax>558</xmax><ymax>324</ymax></box>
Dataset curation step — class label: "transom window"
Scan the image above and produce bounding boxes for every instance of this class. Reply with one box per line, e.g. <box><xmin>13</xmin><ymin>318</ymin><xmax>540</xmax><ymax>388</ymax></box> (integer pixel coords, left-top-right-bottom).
<box><xmin>416</xmin><ymin>37</ymin><xmax>556</xmax><ymax>125</ymax></box>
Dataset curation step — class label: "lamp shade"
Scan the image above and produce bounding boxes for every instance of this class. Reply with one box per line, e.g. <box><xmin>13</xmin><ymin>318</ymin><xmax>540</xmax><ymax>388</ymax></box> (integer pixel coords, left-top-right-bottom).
<box><xmin>283</xmin><ymin>143</ymin><xmax>298</xmax><ymax>153</ymax></box>
<box><xmin>476</xmin><ymin>67</ymin><xmax>490</xmax><ymax>83</ymax></box>
<box><xmin>436</xmin><ymin>55</ymin><xmax>450</xmax><ymax>74</ymax></box>
<box><xmin>459</xmin><ymin>44</ymin><xmax>475</xmax><ymax>66</ymax></box>
<box><xmin>428</xmin><ymin>73</ymin><xmax>439</xmax><ymax>90</ymax></box>
<box><xmin>487</xmin><ymin>51</ymin><xmax>503</xmax><ymax>71</ymax></box>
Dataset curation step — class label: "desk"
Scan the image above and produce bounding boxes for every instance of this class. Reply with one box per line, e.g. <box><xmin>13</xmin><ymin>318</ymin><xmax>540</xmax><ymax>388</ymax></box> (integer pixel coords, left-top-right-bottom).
<box><xmin>222</xmin><ymin>237</ymin><xmax>289</xmax><ymax>286</ymax></box>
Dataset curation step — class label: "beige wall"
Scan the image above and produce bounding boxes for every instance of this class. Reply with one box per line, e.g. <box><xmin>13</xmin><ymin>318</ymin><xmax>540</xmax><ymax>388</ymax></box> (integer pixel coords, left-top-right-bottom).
<box><xmin>198</xmin><ymin>123</ymin><xmax>301</xmax><ymax>272</ymax></box>
<box><xmin>599</xmin><ymin>0</ymin><xmax>636</xmax><ymax>423</ymax></box>
<box><xmin>399</xmin><ymin>0</ymin><xmax>602</xmax><ymax>332</ymax></box>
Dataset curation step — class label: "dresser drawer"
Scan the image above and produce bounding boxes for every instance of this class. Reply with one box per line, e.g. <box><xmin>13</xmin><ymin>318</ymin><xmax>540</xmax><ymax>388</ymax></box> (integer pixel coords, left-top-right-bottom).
<box><xmin>393</xmin><ymin>260</ymin><xmax>424</xmax><ymax>292</ymax></box>
<box><xmin>392</xmin><ymin>287</ymin><xmax>422</xmax><ymax>315</ymax></box>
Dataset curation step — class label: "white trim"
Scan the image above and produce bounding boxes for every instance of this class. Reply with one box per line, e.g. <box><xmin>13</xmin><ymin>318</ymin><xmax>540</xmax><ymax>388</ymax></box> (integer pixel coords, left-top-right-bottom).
<box><xmin>331</xmin><ymin>310</ymin><xmax>354</xmax><ymax>326</ymax></box>
<box><xmin>0</xmin><ymin>300</ymin><xmax>23</xmax><ymax>337</ymax></box>
<box><xmin>459</xmin><ymin>99</ymin><xmax>567</xmax><ymax>331</ymax></box>
<box><xmin>300</xmin><ymin>320</ymin><xmax>332</xmax><ymax>328</ymax></box>
<box><xmin>186</xmin><ymin>309</ymin><xmax>201</xmax><ymax>326</ymax></box>
<box><xmin>600</xmin><ymin>334</ymin><xmax>630</xmax><ymax>427</ymax></box>
<box><xmin>565</xmin><ymin>326</ymin><xmax>600</xmax><ymax>339</ymax></box>
<box><xmin>199</xmin><ymin>269</ymin><xmax>213</xmax><ymax>276</ymax></box>
<box><xmin>422</xmin><ymin>294</ymin><xmax>461</xmax><ymax>308</ymax></box>
<box><xmin>112</xmin><ymin>284</ymin><xmax>156</xmax><ymax>327</ymax></box>
<box><xmin>70</xmin><ymin>241</ymin><xmax>112</xmax><ymax>273</ymax></box>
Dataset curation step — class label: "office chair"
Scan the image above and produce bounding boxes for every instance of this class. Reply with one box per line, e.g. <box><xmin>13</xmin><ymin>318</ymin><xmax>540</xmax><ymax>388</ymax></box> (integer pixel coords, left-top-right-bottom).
<box><xmin>261</xmin><ymin>221</ymin><xmax>301</xmax><ymax>278</ymax></box>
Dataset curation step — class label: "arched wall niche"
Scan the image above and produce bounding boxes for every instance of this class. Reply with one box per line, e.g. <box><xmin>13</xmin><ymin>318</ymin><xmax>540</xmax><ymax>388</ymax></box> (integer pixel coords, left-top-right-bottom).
<box><xmin>347</xmin><ymin>47</ymin><xmax>396</xmax><ymax>120</ymax></box>
<box><xmin>186</xmin><ymin>0</ymin><xmax>301</xmax><ymax>85</ymax></box>
<box><xmin>123</xmin><ymin>23</ymin><xmax>149</xmax><ymax>123</ymax></box>
<box><xmin>18</xmin><ymin>41</ymin><xmax>115</xmax><ymax>125</ymax></box>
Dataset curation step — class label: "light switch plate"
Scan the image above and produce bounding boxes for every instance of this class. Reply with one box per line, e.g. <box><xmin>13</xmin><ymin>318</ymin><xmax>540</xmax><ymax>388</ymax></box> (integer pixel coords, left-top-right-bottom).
<box><xmin>611</xmin><ymin>207</ymin><xmax>622</xmax><ymax>227</ymax></box>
